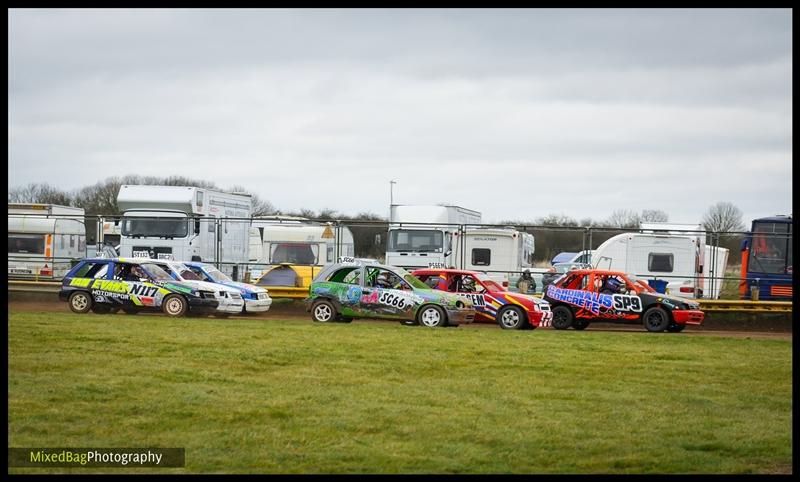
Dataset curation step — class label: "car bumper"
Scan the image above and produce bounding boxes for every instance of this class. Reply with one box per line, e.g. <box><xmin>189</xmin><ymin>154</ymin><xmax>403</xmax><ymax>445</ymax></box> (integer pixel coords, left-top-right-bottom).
<box><xmin>527</xmin><ymin>309</ymin><xmax>553</xmax><ymax>327</ymax></box>
<box><xmin>245</xmin><ymin>298</ymin><xmax>272</xmax><ymax>312</ymax></box>
<box><xmin>446</xmin><ymin>308</ymin><xmax>475</xmax><ymax>324</ymax></box>
<box><xmin>215</xmin><ymin>299</ymin><xmax>245</xmax><ymax>313</ymax></box>
<box><xmin>188</xmin><ymin>298</ymin><xmax>219</xmax><ymax>314</ymax></box>
<box><xmin>672</xmin><ymin>309</ymin><xmax>705</xmax><ymax>325</ymax></box>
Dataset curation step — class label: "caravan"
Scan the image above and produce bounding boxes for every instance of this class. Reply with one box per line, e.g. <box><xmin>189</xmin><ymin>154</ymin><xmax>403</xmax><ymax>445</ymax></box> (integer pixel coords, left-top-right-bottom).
<box><xmin>591</xmin><ymin>232</ymin><xmax>703</xmax><ymax>298</ymax></box>
<box><xmin>8</xmin><ymin>203</ymin><xmax>86</xmax><ymax>279</ymax></box>
<box><xmin>452</xmin><ymin>228</ymin><xmax>536</xmax><ymax>288</ymax></box>
<box><xmin>249</xmin><ymin>217</ymin><xmax>355</xmax><ymax>289</ymax></box>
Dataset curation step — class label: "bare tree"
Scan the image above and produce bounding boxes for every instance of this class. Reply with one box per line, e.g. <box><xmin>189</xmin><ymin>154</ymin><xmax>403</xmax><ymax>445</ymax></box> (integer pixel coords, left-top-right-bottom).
<box><xmin>603</xmin><ymin>209</ymin><xmax>641</xmax><ymax>228</ymax></box>
<box><xmin>702</xmin><ymin>201</ymin><xmax>745</xmax><ymax>233</ymax></box>
<box><xmin>8</xmin><ymin>183</ymin><xmax>73</xmax><ymax>206</ymax></box>
<box><xmin>641</xmin><ymin>209</ymin><xmax>669</xmax><ymax>223</ymax></box>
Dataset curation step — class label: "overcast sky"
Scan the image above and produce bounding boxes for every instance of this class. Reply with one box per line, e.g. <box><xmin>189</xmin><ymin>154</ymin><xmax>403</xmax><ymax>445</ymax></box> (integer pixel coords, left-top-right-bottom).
<box><xmin>8</xmin><ymin>8</ymin><xmax>792</xmax><ymax>224</ymax></box>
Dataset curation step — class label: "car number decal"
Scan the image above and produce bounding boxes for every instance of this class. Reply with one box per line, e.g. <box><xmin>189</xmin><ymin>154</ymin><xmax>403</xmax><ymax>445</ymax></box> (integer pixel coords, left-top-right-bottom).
<box><xmin>612</xmin><ymin>294</ymin><xmax>642</xmax><ymax>312</ymax></box>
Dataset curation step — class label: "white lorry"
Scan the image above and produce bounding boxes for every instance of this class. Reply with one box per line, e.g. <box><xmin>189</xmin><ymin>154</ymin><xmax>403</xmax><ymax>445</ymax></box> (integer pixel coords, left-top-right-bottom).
<box><xmin>385</xmin><ymin>204</ymin><xmax>481</xmax><ymax>269</ymax></box>
<box><xmin>8</xmin><ymin>203</ymin><xmax>86</xmax><ymax>279</ymax></box>
<box><xmin>248</xmin><ymin>217</ymin><xmax>355</xmax><ymax>279</ymax></box>
<box><xmin>116</xmin><ymin>185</ymin><xmax>252</xmax><ymax>279</ymax></box>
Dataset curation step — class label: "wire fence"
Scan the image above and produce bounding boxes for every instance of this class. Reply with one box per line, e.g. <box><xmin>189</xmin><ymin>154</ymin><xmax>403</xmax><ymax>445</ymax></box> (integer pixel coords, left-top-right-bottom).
<box><xmin>7</xmin><ymin>213</ymin><xmax>792</xmax><ymax>300</ymax></box>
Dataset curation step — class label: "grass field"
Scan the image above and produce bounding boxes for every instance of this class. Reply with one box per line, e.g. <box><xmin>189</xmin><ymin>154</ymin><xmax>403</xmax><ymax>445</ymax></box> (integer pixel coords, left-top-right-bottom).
<box><xmin>8</xmin><ymin>311</ymin><xmax>792</xmax><ymax>474</ymax></box>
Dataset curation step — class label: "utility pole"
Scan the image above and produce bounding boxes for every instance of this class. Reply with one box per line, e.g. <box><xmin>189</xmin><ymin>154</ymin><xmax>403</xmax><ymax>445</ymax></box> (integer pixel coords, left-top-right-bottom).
<box><xmin>389</xmin><ymin>180</ymin><xmax>397</xmax><ymax>219</ymax></box>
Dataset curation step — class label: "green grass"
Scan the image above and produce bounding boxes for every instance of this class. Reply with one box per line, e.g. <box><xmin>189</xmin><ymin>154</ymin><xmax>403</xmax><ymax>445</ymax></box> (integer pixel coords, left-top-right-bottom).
<box><xmin>8</xmin><ymin>311</ymin><xmax>792</xmax><ymax>474</ymax></box>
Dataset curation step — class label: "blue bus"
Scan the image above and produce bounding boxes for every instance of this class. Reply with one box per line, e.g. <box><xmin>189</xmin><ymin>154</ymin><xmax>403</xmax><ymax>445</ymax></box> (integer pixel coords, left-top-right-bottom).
<box><xmin>740</xmin><ymin>215</ymin><xmax>792</xmax><ymax>300</ymax></box>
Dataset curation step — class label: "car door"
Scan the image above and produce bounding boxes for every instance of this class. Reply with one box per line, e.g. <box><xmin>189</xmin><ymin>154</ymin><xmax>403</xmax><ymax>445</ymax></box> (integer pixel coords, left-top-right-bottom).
<box><xmin>362</xmin><ymin>267</ymin><xmax>415</xmax><ymax>320</ymax></box>
<box><xmin>449</xmin><ymin>274</ymin><xmax>494</xmax><ymax>322</ymax></box>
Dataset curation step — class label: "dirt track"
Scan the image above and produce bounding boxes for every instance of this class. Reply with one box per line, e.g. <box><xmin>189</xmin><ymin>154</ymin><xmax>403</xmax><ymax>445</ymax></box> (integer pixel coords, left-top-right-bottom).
<box><xmin>8</xmin><ymin>301</ymin><xmax>792</xmax><ymax>341</ymax></box>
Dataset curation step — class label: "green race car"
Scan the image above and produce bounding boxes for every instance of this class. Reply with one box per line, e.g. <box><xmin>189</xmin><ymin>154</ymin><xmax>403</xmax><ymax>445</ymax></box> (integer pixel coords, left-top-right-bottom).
<box><xmin>306</xmin><ymin>259</ymin><xmax>476</xmax><ymax>327</ymax></box>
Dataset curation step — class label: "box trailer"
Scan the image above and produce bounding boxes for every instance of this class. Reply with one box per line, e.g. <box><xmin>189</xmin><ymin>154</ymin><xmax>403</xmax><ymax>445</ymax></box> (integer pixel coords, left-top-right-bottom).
<box><xmin>117</xmin><ymin>185</ymin><xmax>252</xmax><ymax>278</ymax></box>
<box><xmin>8</xmin><ymin>203</ymin><xmax>86</xmax><ymax>279</ymax></box>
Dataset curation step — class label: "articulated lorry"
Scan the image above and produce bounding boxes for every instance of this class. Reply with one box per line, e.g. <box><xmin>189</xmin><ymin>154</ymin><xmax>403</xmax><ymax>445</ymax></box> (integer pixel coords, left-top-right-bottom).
<box><xmin>117</xmin><ymin>185</ymin><xmax>252</xmax><ymax>278</ymax></box>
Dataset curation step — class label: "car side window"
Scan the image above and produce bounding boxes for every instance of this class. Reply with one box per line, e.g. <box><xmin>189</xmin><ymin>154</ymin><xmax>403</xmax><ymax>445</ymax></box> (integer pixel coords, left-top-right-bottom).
<box><xmin>328</xmin><ymin>267</ymin><xmax>361</xmax><ymax>285</ymax></box>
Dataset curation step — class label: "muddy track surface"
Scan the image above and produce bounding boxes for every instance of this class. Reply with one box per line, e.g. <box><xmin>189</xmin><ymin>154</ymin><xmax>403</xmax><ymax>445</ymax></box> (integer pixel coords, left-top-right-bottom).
<box><xmin>8</xmin><ymin>301</ymin><xmax>792</xmax><ymax>341</ymax></box>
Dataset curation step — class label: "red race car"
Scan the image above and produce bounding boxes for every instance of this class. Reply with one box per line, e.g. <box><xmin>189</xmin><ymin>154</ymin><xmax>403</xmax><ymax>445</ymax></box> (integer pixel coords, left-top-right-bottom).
<box><xmin>543</xmin><ymin>269</ymin><xmax>705</xmax><ymax>332</ymax></box>
<box><xmin>412</xmin><ymin>268</ymin><xmax>553</xmax><ymax>330</ymax></box>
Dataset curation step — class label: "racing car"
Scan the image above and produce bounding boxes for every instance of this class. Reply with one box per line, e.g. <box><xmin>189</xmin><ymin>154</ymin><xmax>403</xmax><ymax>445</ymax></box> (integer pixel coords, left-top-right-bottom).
<box><xmin>306</xmin><ymin>259</ymin><xmax>475</xmax><ymax>327</ymax></box>
<box><xmin>411</xmin><ymin>268</ymin><xmax>552</xmax><ymax>330</ymax></box>
<box><xmin>543</xmin><ymin>269</ymin><xmax>704</xmax><ymax>332</ymax></box>
<box><xmin>59</xmin><ymin>258</ymin><xmax>219</xmax><ymax>317</ymax></box>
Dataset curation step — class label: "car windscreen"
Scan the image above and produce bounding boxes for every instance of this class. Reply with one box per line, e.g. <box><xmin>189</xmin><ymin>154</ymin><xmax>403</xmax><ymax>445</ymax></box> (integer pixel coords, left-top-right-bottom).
<box><xmin>388</xmin><ymin>230</ymin><xmax>444</xmax><ymax>253</ymax></box>
<box><xmin>205</xmin><ymin>266</ymin><xmax>232</xmax><ymax>282</ymax></box>
<box><xmin>122</xmin><ymin>217</ymin><xmax>188</xmax><ymax>238</ymax></box>
<box><xmin>140</xmin><ymin>263</ymin><xmax>175</xmax><ymax>281</ymax></box>
<box><xmin>392</xmin><ymin>266</ymin><xmax>430</xmax><ymax>290</ymax></box>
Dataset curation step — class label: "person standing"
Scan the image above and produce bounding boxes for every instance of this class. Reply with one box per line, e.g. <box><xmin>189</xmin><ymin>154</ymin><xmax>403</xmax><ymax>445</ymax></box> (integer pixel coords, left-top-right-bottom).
<box><xmin>516</xmin><ymin>269</ymin><xmax>535</xmax><ymax>294</ymax></box>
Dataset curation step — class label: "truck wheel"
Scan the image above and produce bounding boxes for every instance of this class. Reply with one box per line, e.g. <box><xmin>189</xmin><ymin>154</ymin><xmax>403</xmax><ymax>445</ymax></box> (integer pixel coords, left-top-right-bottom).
<box><xmin>162</xmin><ymin>294</ymin><xmax>188</xmax><ymax>317</ymax></box>
<box><xmin>572</xmin><ymin>320</ymin><xmax>590</xmax><ymax>331</ymax></box>
<box><xmin>311</xmin><ymin>299</ymin><xmax>337</xmax><ymax>322</ymax></box>
<box><xmin>68</xmin><ymin>291</ymin><xmax>92</xmax><ymax>314</ymax></box>
<box><xmin>643</xmin><ymin>306</ymin><xmax>670</xmax><ymax>332</ymax></box>
<box><xmin>552</xmin><ymin>306</ymin><xmax>573</xmax><ymax>330</ymax></box>
<box><xmin>667</xmin><ymin>323</ymin><xmax>686</xmax><ymax>333</ymax></box>
<box><xmin>497</xmin><ymin>306</ymin><xmax>526</xmax><ymax>330</ymax></box>
<box><xmin>417</xmin><ymin>305</ymin><xmax>447</xmax><ymax>328</ymax></box>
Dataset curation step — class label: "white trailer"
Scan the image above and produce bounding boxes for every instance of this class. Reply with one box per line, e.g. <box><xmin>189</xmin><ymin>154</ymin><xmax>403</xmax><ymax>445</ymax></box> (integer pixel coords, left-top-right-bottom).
<box><xmin>385</xmin><ymin>204</ymin><xmax>481</xmax><ymax>268</ymax></box>
<box><xmin>451</xmin><ymin>228</ymin><xmax>536</xmax><ymax>288</ymax></box>
<box><xmin>8</xmin><ymin>203</ymin><xmax>86</xmax><ymax>279</ymax></box>
<box><xmin>117</xmin><ymin>185</ymin><xmax>252</xmax><ymax>278</ymax></box>
<box><xmin>591</xmin><ymin>232</ymin><xmax>703</xmax><ymax>298</ymax></box>
<box><xmin>248</xmin><ymin>217</ymin><xmax>355</xmax><ymax>278</ymax></box>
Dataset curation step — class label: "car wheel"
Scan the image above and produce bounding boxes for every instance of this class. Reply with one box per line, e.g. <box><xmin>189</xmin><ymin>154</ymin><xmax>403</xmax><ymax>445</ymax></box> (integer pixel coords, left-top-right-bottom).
<box><xmin>162</xmin><ymin>294</ymin><xmax>188</xmax><ymax>317</ymax></box>
<box><xmin>311</xmin><ymin>299</ymin><xmax>337</xmax><ymax>322</ymax></box>
<box><xmin>667</xmin><ymin>323</ymin><xmax>686</xmax><ymax>333</ymax></box>
<box><xmin>91</xmin><ymin>304</ymin><xmax>112</xmax><ymax>314</ymax></box>
<box><xmin>213</xmin><ymin>313</ymin><xmax>231</xmax><ymax>318</ymax></box>
<box><xmin>335</xmin><ymin>315</ymin><xmax>353</xmax><ymax>323</ymax></box>
<box><xmin>109</xmin><ymin>306</ymin><xmax>121</xmax><ymax>314</ymax></box>
<box><xmin>551</xmin><ymin>306</ymin><xmax>573</xmax><ymax>330</ymax></box>
<box><xmin>68</xmin><ymin>291</ymin><xmax>92</xmax><ymax>314</ymax></box>
<box><xmin>497</xmin><ymin>306</ymin><xmax>526</xmax><ymax>330</ymax></box>
<box><xmin>417</xmin><ymin>305</ymin><xmax>447</xmax><ymax>328</ymax></box>
<box><xmin>122</xmin><ymin>307</ymin><xmax>140</xmax><ymax>315</ymax></box>
<box><xmin>572</xmin><ymin>320</ymin><xmax>589</xmax><ymax>331</ymax></box>
<box><xmin>643</xmin><ymin>306</ymin><xmax>670</xmax><ymax>332</ymax></box>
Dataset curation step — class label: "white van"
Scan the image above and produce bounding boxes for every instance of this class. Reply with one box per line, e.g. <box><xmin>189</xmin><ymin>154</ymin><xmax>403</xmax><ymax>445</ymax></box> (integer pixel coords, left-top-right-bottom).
<box><xmin>8</xmin><ymin>203</ymin><xmax>86</xmax><ymax>279</ymax></box>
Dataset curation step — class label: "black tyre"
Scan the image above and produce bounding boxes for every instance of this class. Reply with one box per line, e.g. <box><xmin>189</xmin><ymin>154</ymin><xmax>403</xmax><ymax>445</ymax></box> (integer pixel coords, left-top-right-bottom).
<box><xmin>497</xmin><ymin>306</ymin><xmax>527</xmax><ymax>330</ymax></box>
<box><xmin>572</xmin><ymin>320</ymin><xmax>590</xmax><ymax>331</ymax></box>
<box><xmin>109</xmin><ymin>306</ymin><xmax>121</xmax><ymax>314</ymax></box>
<box><xmin>335</xmin><ymin>315</ymin><xmax>353</xmax><ymax>323</ymax></box>
<box><xmin>643</xmin><ymin>306</ymin><xmax>670</xmax><ymax>332</ymax></box>
<box><xmin>213</xmin><ymin>313</ymin><xmax>231</xmax><ymax>318</ymax></box>
<box><xmin>311</xmin><ymin>299</ymin><xmax>337</xmax><ymax>322</ymax></box>
<box><xmin>667</xmin><ymin>323</ymin><xmax>686</xmax><ymax>333</ymax></box>
<box><xmin>91</xmin><ymin>304</ymin><xmax>112</xmax><ymax>314</ymax></box>
<box><xmin>552</xmin><ymin>306</ymin><xmax>574</xmax><ymax>330</ymax></box>
<box><xmin>122</xmin><ymin>307</ymin><xmax>140</xmax><ymax>315</ymax></box>
<box><xmin>68</xmin><ymin>291</ymin><xmax>92</xmax><ymax>314</ymax></box>
<box><xmin>162</xmin><ymin>294</ymin><xmax>188</xmax><ymax>317</ymax></box>
<box><xmin>417</xmin><ymin>304</ymin><xmax>447</xmax><ymax>328</ymax></box>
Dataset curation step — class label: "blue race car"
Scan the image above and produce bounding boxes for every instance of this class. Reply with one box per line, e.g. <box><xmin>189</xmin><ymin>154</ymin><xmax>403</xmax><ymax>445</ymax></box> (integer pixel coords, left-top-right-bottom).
<box><xmin>183</xmin><ymin>261</ymin><xmax>272</xmax><ymax>314</ymax></box>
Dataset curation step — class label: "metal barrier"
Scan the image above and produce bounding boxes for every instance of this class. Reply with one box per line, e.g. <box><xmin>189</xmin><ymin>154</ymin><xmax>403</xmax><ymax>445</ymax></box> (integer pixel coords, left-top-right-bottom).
<box><xmin>696</xmin><ymin>300</ymin><xmax>793</xmax><ymax>313</ymax></box>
